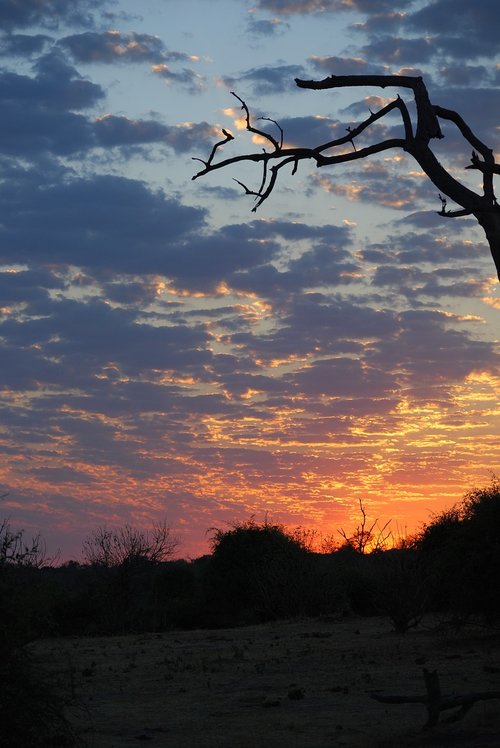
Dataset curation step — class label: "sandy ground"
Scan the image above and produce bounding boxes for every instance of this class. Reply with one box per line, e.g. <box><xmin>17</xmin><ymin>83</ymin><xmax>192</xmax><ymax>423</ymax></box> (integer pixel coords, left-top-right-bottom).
<box><xmin>32</xmin><ymin>615</ymin><xmax>500</xmax><ymax>748</ymax></box>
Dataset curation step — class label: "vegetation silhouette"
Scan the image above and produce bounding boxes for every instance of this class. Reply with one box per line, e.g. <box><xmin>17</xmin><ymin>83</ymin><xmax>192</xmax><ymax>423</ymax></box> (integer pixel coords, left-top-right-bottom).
<box><xmin>418</xmin><ymin>477</ymin><xmax>500</xmax><ymax>624</ymax></box>
<box><xmin>2</xmin><ymin>480</ymin><xmax>500</xmax><ymax>745</ymax></box>
<box><xmin>1</xmin><ymin>480</ymin><xmax>499</xmax><ymax>639</ymax></box>
<box><xmin>0</xmin><ymin>520</ymin><xmax>77</xmax><ymax>747</ymax></box>
<box><xmin>205</xmin><ymin>517</ymin><xmax>336</xmax><ymax>624</ymax></box>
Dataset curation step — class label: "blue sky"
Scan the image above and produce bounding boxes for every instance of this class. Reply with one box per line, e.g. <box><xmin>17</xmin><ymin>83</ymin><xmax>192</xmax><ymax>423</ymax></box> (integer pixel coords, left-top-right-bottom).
<box><xmin>0</xmin><ymin>0</ymin><xmax>499</xmax><ymax>560</ymax></box>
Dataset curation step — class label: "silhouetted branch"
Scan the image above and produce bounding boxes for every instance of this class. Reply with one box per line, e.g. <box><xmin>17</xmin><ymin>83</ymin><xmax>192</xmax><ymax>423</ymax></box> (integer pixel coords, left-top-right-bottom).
<box><xmin>370</xmin><ymin>669</ymin><xmax>500</xmax><ymax>729</ymax></box>
<box><xmin>466</xmin><ymin>151</ymin><xmax>500</xmax><ymax>176</ymax></box>
<box><xmin>338</xmin><ymin>499</ymin><xmax>392</xmax><ymax>554</ymax></box>
<box><xmin>231</xmin><ymin>91</ymin><xmax>281</xmax><ymax>151</ymax></box>
<box><xmin>438</xmin><ymin>193</ymin><xmax>472</xmax><ymax>218</ymax></box>
<box><xmin>434</xmin><ymin>107</ymin><xmax>496</xmax><ymax>204</ymax></box>
<box><xmin>193</xmin><ymin>73</ymin><xmax>500</xmax><ymax>279</ymax></box>
<box><xmin>295</xmin><ymin>74</ymin><xmax>442</xmax><ymax>141</ymax></box>
<box><xmin>192</xmin><ymin>128</ymin><xmax>234</xmax><ymax>170</ymax></box>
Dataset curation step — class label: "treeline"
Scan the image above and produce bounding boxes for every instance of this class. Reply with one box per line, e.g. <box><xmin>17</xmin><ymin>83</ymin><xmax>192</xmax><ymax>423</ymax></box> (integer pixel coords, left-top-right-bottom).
<box><xmin>2</xmin><ymin>478</ymin><xmax>500</xmax><ymax>640</ymax></box>
<box><xmin>1</xmin><ymin>479</ymin><xmax>500</xmax><ymax>746</ymax></box>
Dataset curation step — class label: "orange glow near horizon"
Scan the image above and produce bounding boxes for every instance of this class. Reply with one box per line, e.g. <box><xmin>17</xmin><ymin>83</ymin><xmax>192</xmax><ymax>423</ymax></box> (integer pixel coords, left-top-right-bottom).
<box><xmin>0</xmin><ymin>0</ymin><xmax>499</xmax><ymax>576</ymax></box>
<box><xmin>2</xmin><ymin>350</ymin><xmax>498</xmax><ymax>561</ymax></box>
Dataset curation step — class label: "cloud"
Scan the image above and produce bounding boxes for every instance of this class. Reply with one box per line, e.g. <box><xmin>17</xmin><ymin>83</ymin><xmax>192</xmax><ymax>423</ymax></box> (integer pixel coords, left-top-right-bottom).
<box><xmin>258</xmin><ymin>114</ymin><xmax>344</xmax><ymax>149</ymax></box>
<box><xmin>314</xmin><ymin>161</ymin><xmax>432</xmax><ymax>212</ymax></box>
<box><xmin>437</xmin><ymin>63</ymin><xmax>491</xmax><ymax>87</ymax></box>
<box><xmin>0</xmin><ymin>0</ymin><xmax>108</xmax><ymax>30</ymax></box>
<box><xmin>229</xmin><ymin>232</ymin><xmax>359</xmax><ymax>296</ymax></box>
<box><xmin>61</xmin><ymin>31</ymin><xmax>207</xmax><ymax>92</ymax></box>
<box><xmin>246</xmin><ymin>17</ymin><xmax>290</xmax><ymax>36</ymax></box>
<box><xmin>308</xmin><ymin>55</ymin><xmax>385</xmax><ymax>76</ymax></box>
<box><xmin>151</xmin><ymin>63</ymin><xmax>206</xmax><ymax>93</ymax></box>
<box><xmin>221</xmin><ymin>293</ymin><xmax>399</xmax><ymax>365</ymax></box>
<box><xmin>359</xmin><ymin>36</ymin><xmax>436</xmax><ymax>65</ymax></box>
<box><xmin>94</xmin><ymin>115</ymin><xmax>217</xmax><ymax>152</ymax></box>
<box><xmin>0</xmin><ymin>52</ymin><xmax>105</xmax><ymax>111</ymax></box>
<box><xmin>1</xmin><ymin>109</ymin><xmax>205</xmax><ymax>161</ymax></box>
<box><xmin>346</xmin><ymin>0</ymin><xmax>500</xmax><ymax>72</ymax></box>
<box><xmin>371</xmin><ymin>264</ymin><xmax>489</xmax><ymax>300</ymax></box>
<box><xmin>0</xmin><ymin>62</ymin><xmax>215</xmax><ymax>157</ymax></box>
<box><xmin>0</xmin><ymin>102</ymin><xmax>95</xmax><ymax>155</ymax></box>
<box><xmin>351</xmin><ymin>11</ymin><xmax>407</xmax><ymax>35</ymax></box>
<box><xmin>0</xmin><ymin>168</ymin><xmax>207</xmax><ymax>273</ymax></box>
<box><xmin>0</xmin><ymin>0</ymin><xmax>498</xmax><ymax>560</ymax></box>
<box><xmin>61</xmin><ymin>31</ymin><xmax>174</xmax><ymax>64</ymax></box>
<box><xmin>369</xmin><ymin>309</ymin><xmax>499</xmax><ymax>396</ymax></box>
<box><xmin>360</xmin><ymin>222</ymin><xmax>493</xmax><ymax>294</ymax></box>
<box><xmin>289</xmin><ymin>356</ymin><xmax>396</xmax><ymax>398</ymax></box>
<box><xmin>221</xmin><ymin>64</ymin><xmax>306</xmax><ymax>96</ymax></box>
<box><xmin>251</xmin><ymin>1</ymin><xmax>413</xmax><ymax>15</ymax></box>
<box><xmin>408</xmin><ymin>0</ymin><xmax>499</xmax><ymax>59</ymax></box>
<box><xmin>430</xmin><ymin>87</ymin><xmax>500</xmax><ymax>145</ymax></box>
<box><xmin>0</xmin><ymin>32</ymin><xmax>52</xmax><ymax>57</ymax></box>
<box><xmin>0</xmin><ymin>268</ymin><xmax>65</xmax><ymax>304</ymax></box>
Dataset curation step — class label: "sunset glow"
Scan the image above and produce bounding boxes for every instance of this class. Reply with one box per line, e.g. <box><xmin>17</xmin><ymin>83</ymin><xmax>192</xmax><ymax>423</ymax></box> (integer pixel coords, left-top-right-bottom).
<box><xmin>0</xmin><ymin>0</ymin><xmax>498</xmax><ymax>561</ymax></box>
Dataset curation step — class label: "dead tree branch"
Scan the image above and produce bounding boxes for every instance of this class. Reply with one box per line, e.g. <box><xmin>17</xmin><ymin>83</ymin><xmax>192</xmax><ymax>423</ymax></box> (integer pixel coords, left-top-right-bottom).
<box><xmin>193</xmin><ymin>74</ymin><xmax>499</xmax><ymax>279</ymax></box>
<box><xmin>337</xmin><ymin>499</ymin><xmax>392</xmax><ymax>554</ymax></box>
<box><xmin>370</xmin><ymin>668</ymin><xmax>500</xmax><ymax>729</ymax></box>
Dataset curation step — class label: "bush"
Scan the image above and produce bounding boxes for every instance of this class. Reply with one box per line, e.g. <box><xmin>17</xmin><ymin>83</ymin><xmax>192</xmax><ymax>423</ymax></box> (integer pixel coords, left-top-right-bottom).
<box><xmin>205</xmin><ymin>518</ymin><xmax>314</xmax><ymax>624</ymax></box>
<box><xmin>418</xmin><ymin>478</ymin><xmax>500</xmax><ymax>623</ymax></box>
<box><xmin>82</xmin><ymin>520</ymin><xmax>178</xmax><ymax>566</ymax></box>
<box><xmin>0</xmin><ymin>645</ymin><xmax>77</xmax><ymax>747</ymax></box>
<box><xmin>370</xmin><ymin>547</ymin><xmax>427</xmax><ymax>633</ymax></box>
<box><xmin>0</xmin><ymin>520</ymin><xmax>77</xmax><ymax>746</ymax></box>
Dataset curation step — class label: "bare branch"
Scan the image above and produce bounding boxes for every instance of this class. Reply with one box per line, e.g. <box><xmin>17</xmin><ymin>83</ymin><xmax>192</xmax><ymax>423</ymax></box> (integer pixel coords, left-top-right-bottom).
<box><xmin>252</xmin><ymin>155</ymin><xmax>299</xmax><ymax>210</ymax></box>
<box><xmin>231</xmin><ymin>91</ymin><xmax>281</xmax><ymax>151</ymax></box>
<box><xmin>434</xmin><ymin>106</ymin><xmax>496</xmax><ymax>205</ymax></box>
<box><xmin>295</xmin><ymin>74</ymin><xmax>442</xmax><ymax>141</ymax></box>
<box><xmin>259</xmin><ymin>116</ymin><xmax>284</xmax><ymax>149</ymax></box>
<box><xmin>312</xmin><ymin>97</ymin><xmax>413</xmax><ymax>154</ymax></box>
<box><xmin>193</xmin><ymin>73</ymin><xmax>500</xmax><ymax>280</ymax></box>
<box><xmin>438</xmin><ymin>191</ymin><xmax>472</xmax><ymax>219</ymax></box>
<box><xmin>316</xmin><ymin>138</ymin><xmax>406</xmax><ymax>167</ymax></box>
<box><xmin>192</xmin><ymin>128</ymin><xmax>234</xmax><ymax>171</ymax></box>
<box><xmin>337</xmin><ymin>499</ymin><xmax>392</xmax><ymax>554</ymax></box>
<box><xmin>82</xmin><ymin>520</ymin><xmax>177</xmax><ymax>566</ymax></box>
<box><xmin>371</xmin><ymin>669</ymin><xmax>500</xmax><ymax>730</ymax></box>
<box><xmin>192</xmin><ymin>94</ymin><xmax>411</xmax><ymax>198</ymax></box>
<box><xmin>466</xmin><ymin>151</ymin><xmax>500</xmax><ymax>176</ymax></box>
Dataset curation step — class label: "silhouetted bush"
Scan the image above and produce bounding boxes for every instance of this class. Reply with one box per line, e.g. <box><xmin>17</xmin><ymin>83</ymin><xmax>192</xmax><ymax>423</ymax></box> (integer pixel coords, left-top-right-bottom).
<box><xmin>72</xmin><ymin>521</ymin><xmax>181</xmax><ymax>633</ymax></box>
<box><xmin>0</xmin><ymin>521</ymin><xmax>77</xmax><ymax>746</ymax></box>
<box><xmin>370</xmin><ymin>547</ymin><xmax>427</xmax><ymax>633</ymax></box>
<box><xmin>0</xmin><ymin>644</ymin><xmax>77</xmax><ymax>747</ymax></box>
<box><xmin>82</xmin><ymin>520</ymin><xmax>178</xmax><ymax>566</ymax></box>
<box><xmin>205</xmin><ymin>518</ymin><xmax>320</xmax><ymax>624</ymax></box>
<box><xmin>418</xmin><ymin>478</ymin><xmax>500</xmax><ymax>623</ymax></box>
<box><xmin>330</xmin><ymin>546</ymin><xmax>379</xmax><ymax>616</ymax></box>
<box><xmin>7</xmin><ymin>484</ymin><xmax>500</xmax><ymax>645</ymax></box>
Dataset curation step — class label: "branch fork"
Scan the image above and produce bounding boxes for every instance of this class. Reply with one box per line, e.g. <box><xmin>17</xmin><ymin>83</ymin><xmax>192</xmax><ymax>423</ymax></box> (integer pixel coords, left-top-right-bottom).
<box><xmin>193</xmin><ymin>74</ymin><xmax>499</xmax><ymax>279</ymax></box>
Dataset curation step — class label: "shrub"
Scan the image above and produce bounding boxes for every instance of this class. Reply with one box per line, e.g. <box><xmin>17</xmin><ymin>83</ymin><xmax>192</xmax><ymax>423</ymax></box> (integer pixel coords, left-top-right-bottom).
<box><xmin>82</xmin><ymin>520</ymin><xmax>178</xmax><ymax>566</ymax></box>
<box><xmin>418</xmin><ymin>478</ymin><xmax>500</xmax><ymax>623</ymax></box>
<box><xmin>205</xmin><ymin>518</ymin><xmax>313</xmax><ymax>623</ymax></box>
<box><xmin>0</xmin><ymin>520</ymin><xmax>77</xmax><ymax>746</ymax></box>
<box><xmin>370</xmin><ymin>547</ymin><xmax>427</xmax><ymax>633</ymax></box>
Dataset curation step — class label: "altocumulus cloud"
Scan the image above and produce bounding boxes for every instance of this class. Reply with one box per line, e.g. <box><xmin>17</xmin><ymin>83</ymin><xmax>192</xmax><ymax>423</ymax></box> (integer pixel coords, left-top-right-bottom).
<box><xmin>0</xmin><ymin>0</ymin><xmax>498</xmax><ymax>561</ymax></box>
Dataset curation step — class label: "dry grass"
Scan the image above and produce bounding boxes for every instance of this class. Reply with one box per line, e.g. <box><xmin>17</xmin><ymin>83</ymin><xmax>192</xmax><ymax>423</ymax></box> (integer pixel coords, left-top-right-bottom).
<box><xmin>31</xmin><ymin>615</ymin><xmax>500</xmax><ymax>747</ymax></box>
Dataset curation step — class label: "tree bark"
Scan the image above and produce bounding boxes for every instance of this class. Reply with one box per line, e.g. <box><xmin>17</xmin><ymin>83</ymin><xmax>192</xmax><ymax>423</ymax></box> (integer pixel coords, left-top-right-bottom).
<box><xmin>475</xmin><ymin>210</ymin><xmax>500</xmax><ymax>281</ymax></box>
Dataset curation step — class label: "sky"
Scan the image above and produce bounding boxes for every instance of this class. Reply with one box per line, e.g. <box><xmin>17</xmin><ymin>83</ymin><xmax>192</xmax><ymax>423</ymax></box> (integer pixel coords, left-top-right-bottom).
<box><xmin>0</xmin><ymin>0</ymin><xmax>499</xmax><ymax>561</ymax></box>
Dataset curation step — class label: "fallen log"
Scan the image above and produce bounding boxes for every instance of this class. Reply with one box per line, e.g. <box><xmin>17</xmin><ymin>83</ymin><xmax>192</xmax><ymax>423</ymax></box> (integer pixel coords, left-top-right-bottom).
<box><xmin>369</xmin><ymin>668</ymin><xmax>500</xmax><ymax>729</ymax></box>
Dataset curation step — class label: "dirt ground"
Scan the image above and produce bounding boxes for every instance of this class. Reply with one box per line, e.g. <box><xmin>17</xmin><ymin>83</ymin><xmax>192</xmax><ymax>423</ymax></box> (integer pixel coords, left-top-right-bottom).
<box><xmin>32</xmin><ymin>615</ymin><xmax>500</xmax><ymax>748</ymax></box>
